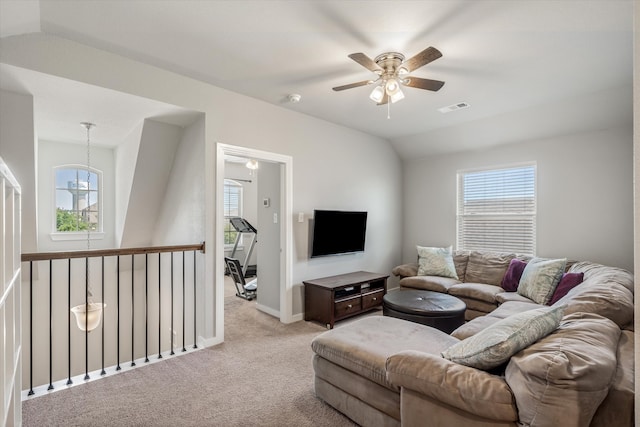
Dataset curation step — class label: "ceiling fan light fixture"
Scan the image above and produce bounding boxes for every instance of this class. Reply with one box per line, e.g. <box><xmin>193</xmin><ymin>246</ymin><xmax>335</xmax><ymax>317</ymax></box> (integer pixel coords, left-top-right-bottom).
<box><xmin>369</xmin><ymin>85</ymin><xmax>385</xmax><ymax>103</ymax></box>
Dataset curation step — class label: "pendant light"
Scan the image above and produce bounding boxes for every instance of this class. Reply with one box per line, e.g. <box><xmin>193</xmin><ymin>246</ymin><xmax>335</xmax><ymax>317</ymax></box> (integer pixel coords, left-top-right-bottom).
<box><xmin>71</xmin><ymin>122</ymin><xmax>105</xmax><ymax>332</ymax></box>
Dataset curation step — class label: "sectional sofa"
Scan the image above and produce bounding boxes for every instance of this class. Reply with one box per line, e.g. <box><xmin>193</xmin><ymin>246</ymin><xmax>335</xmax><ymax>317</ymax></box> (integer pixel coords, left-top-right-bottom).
<box><xmin>310</xmin><ymin>250</ymin><xmax>634</xmax><ymax>427</ymax></box>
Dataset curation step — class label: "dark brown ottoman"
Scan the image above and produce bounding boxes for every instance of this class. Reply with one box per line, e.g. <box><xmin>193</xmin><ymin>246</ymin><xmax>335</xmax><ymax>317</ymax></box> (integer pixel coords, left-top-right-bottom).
<box><xmin>382</xmin><ymin>289</ymin><xmax>466</xmax><ymax>334</ymax></box>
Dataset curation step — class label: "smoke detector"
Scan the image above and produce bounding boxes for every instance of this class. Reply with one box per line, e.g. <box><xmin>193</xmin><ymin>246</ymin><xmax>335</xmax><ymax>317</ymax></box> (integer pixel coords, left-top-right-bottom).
<box><xmin>438</xmin><ymin>102</ymin><xmax>470</xmax><ymax>113</ymax></box>
<box><xmin>287</xmin><ymin>93</ymin><xmax>302</xmax><ymax>103</ymax></box>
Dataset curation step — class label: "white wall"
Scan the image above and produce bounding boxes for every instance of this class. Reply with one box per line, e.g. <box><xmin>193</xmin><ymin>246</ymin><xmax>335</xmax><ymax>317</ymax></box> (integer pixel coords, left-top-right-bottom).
<box><xmin>402</xmin><ymin>125</ymin><xmax>633</xmax><ymax>271</ymax></box>
<box><xmin>256</xmin><ymin>161</ymin><xmax>281</xmax><ymax>313</ymax></box>
<box><xmin>0</xmin><ymin>89</ymin><xmax>37</xmax><ymax>252</ymax></box>
<box><xmin>37</xmin><ymin>140</ymin><xmax>115</xmax><ymax>251</ymax></box>
<box><xmin>0</xmin><ymin>33</ymin><xmax>404</xmax><ymax>339</ymax></box>
<box><xmin>122</xmin><ymin>119</ymin><xmax>182</xmax><ymax>247</ymax></box>
<box><xmin>152</xmin><ymin>117</ymin><xmax>205</xmax><ymax>246</ymax></box>
<box><xmin>114</xmin><ymin>122</ymin><xmax>142</xmax><ymax>247</ymax></box>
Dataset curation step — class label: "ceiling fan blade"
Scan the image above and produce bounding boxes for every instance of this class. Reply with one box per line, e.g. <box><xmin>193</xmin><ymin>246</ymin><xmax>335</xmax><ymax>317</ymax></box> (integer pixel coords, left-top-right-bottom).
<box><xmin>401</xmin><ymin>47</ymin><xmax>442</xmax><ymax>72</ymax></box>
<box><xmin>348</xmin><ymin>53</ymin><xmax>382</xmax><ymax>73</ymax></box>
<box><xmin>377</xmin><ymin>92</ymin><xmax>389</xmax><ymax>106</ymax></box>
<box><xmin>403</xmin><ymin>77</ymin><xmax>445</xmax><ymax>91</ymax></box>
<box><xmin>332</xmin><ymin>80</ymin><xmax>373</xmax><ymax>91</ymax></box>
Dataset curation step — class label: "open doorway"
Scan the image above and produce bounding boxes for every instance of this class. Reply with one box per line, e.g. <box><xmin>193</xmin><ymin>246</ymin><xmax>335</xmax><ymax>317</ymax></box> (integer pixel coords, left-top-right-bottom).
<box><xmin>215</xmin><ymin>143</ymin><xmax>293</xmax><ymax>341</ymax></box>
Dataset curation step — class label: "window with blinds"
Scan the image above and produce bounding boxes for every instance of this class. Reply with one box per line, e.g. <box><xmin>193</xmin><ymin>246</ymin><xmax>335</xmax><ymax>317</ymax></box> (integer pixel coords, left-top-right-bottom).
<box><xmin>223</xmin><ymin>179</ymin><xmax>243</xmax><ymax>246</ymax></box>
<box><xmin>457</xmin><ymin>164</ymin><xmax>536</xmax><ymax>255</ymax></box>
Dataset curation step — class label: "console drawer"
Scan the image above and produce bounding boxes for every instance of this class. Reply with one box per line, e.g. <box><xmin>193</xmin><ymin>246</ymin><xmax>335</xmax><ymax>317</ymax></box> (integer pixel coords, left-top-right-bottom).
<box><xmin>334</xmin><ymin>296</ymin><xmax>362</xmax><ymax>319</ymax></box>
<box><xmin>362</xmin><ymin>289</ymin><xmax>384</xmax><ymax>309</ymax></box>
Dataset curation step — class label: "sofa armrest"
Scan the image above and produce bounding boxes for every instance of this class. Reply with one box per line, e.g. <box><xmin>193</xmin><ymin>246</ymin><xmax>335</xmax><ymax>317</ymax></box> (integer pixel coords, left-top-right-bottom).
<box><xmin>391</xmin><ymin>262</ymin><xmax>418</xmax><ymax>278</ymax></box>
<box><xmin>386</xmin><ymin>350</ymin><xmax>517</xmax><ymax>422</ymax></box>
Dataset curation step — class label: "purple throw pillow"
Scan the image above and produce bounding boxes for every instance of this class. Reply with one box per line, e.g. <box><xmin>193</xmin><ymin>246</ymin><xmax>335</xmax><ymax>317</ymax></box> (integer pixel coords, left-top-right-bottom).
<box><xmin>501</xmin><ymin>259</ymin><xmax>527</xmax><ymax>292</ymax></box>
<box><xmin>548</xmin><ymin>272</ymin><xmax>584</xmax><ymax>305</ymax></box>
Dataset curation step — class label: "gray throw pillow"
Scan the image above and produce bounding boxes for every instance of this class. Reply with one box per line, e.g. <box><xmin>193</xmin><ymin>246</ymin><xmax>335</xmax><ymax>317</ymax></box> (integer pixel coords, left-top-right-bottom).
<box><xmin>416</xmin><ymin>245</ymin><xmax>458</xmax><ymax>279</ymax></box>
<box><xmin>441</xmin><ymin>305</ymin><xmax>565</xmax><ymax>370</ymax></box>
<box><xmin>517</xmin><ymin>257</ymin><xmax>566</xmax><ymax>304</ymax></box>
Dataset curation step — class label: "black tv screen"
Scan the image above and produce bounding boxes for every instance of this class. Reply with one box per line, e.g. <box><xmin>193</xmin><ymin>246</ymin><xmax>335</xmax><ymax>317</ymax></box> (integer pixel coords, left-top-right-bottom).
<box><xmin>310</xmin><ymin>210</ymin><xmax>368</xmax><ymax>258</ymax></box>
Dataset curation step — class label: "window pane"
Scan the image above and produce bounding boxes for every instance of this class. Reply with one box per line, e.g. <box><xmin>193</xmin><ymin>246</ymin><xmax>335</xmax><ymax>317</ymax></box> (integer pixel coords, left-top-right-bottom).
<box><xmin>55</xmin><ymin>167</ymin><xmax>101</xmax><ymax>232</ymax></box>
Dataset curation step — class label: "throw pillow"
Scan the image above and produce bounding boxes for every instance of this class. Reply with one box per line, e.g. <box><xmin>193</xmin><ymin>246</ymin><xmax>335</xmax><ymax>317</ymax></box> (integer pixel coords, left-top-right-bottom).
<box><xmin>501</xmin><ymin>259</ymin><xmax>527</xmax><ymax>292</ymax></box>
<box><xmin>441</xmin><ymin>305</ymin><xmax>565</xmax><ymax>370</ymax></box>
<box><xmin>416</xmin><ymin>245</ymin><xmax>459</xmax><ymax>279</ymax></box>
<box><xmin>548</xmin><ymin>272</ymin><xmax>584</xmax><ymax>305</ymax></box>
<box><xmin>517</xmin><ymin>258</ymin><xmax>567</xmax><ymax>305</ymax></box>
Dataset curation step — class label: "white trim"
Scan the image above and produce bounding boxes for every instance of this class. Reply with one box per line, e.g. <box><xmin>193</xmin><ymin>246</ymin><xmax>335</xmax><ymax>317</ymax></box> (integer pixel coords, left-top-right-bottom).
<box><xmin>50</xmin><ymin>232</ymin><xmax>105</xmax><ymax>241</ymax></box>
<box><xmin>216</xmin><ymin>143</ymin><xmax>294</xmax><ymax>333</ymax></box>
<box><xmin>256</xmin><ymin>302</ymin><xmax>280</xmax><ymax>318</ymax></box>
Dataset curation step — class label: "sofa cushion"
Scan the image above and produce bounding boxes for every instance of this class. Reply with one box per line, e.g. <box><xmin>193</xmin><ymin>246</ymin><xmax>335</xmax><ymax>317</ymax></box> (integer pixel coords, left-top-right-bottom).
<box><xmin>399</xmin><ymin>276</ymin><xmax>460</xmax><ymax>293</ymax></box>
<box><xmin>452</xmin><ymin>251</ymin><xmax>470</xmax><ymax>282</ymax></box>
<box><xmin>417</xmin><ymin>245</ymin><xmax>458</xmax><ymax>279</ymax></box>
<box><xmin>506</xmin><ymin>312</ymin><xmax>621</xmax><ymax>427</ymax></box>
<box><xmin>453</xmin><ymin>297</ymin><xmax>496</xmax><ymax>314</ymax></box>
<box><xmin>486</xmin><ymin>300</ymin><xmax>542</xmax><ymax>319</ymax></box>
<box><xmin>548</xmin><ymin>272</ymin><xmax>584</xmax><ymax>305</ymax></box>
<box><xmin>501</xmin><ymin>258</ymin><xmax>527</xmax><ymax>291</ymax></box>
<box><xmin>451</xmin><ymin>315</ymin><xmax>501</xmax><ymax>340</ymax></box>
<box><xmin>495</xmin><ymin>291</ymin><xmax>536</xmax><ymax>305</ymax></box>
<box><xmin>448</xmin><ymin>283</ymin><xmax>503</xmax><ymax>304</ymax></box>
<box><xmin>517</xmin><ymin>257</ymin><xmax>566</xmax><ymax>305</ymax></box>
<box><xmin>558</xmin><ymin>281</ymin><xmax>634</xmax><ymax>328</ymax></box>
<box><xmin>590</xmin><ymin>330</ymin><xmax>635</xmax><ymax>427</ymax></box>
<box><xmin>391</xmin><ymin>263</ymin><xmax>418</xmax><ymax>278</ymax></box>
<box><xmin>463</xmin><ymin>251</ymin><xmax>514</xmax><ymax>286</ymax></box>
<box><xmin>311</xmin><ymin>316</ymin><xmax>458</xmax><ymax>390</ymax></box>
<box><xmin>441</xmin><ymin>305</ymin><xmax>564</xmax><ymax>370</ymax></box>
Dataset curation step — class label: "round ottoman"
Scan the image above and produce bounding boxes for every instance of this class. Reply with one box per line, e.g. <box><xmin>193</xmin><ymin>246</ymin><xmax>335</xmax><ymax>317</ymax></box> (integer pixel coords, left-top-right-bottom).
<box><xmin>382</xmin><ymin>289</ymin><xmax>466</xmax><ymax>334</ymax></box>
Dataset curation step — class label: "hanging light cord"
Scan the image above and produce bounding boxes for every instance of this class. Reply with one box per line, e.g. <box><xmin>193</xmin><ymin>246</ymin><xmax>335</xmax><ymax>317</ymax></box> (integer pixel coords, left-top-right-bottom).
<box><xmin>83</xmin><ymin>122</ymin><xmax>95</xmax><ymax>302</ymax></box>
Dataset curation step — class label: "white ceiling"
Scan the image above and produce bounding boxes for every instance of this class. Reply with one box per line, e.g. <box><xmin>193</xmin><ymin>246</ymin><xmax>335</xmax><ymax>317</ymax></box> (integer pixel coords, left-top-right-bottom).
<box><xmin>0</xmin><ymin>0</ymin><xmax>634</xmax><ymax>152</ymax></box>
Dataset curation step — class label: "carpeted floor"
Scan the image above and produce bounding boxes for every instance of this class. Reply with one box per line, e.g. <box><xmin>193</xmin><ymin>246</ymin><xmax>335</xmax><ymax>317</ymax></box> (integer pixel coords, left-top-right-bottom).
<box><xmin>22</xmin><ymin>277</ymin><xmax>359</xmax><ymax>426</ymax></box>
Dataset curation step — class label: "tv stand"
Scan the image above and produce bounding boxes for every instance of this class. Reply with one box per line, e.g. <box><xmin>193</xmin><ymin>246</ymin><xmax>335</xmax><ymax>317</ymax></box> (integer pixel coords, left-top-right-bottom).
<box><xmin>303</xmin><ymin>271</ymin><xmax>389</xmax><ymax>329</ymax></box>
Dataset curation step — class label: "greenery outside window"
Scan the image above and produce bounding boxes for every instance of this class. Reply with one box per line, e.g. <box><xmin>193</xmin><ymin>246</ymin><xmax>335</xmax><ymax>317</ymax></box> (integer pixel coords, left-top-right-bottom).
<box><xmin>224</xmin><ymin>179</ymin><xmax>243</xmax><ymax>246</ymax></box>
<box><xmin>457</xmin><ymin>163</ymin><xmax>536</xmax><ymax>255</ymax></box>
<box><xmin>54</xmin><ymin>166</ymin><xmax>101</xmax><ymax>234</ymax></box>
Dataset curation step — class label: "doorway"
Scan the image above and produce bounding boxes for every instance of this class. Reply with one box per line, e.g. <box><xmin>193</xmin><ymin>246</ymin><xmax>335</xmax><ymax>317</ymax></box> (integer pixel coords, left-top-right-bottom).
<box><xmin>215</xmin><ymin>143</ymin><xmax>293</xmax><ymax>341</ymax></box>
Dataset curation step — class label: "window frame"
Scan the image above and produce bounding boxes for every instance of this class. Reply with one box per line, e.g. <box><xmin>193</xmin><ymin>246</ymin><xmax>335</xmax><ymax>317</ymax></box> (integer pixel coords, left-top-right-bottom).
<box><xmin>456</xmin><ymin>162</ymin><xmax>537</xmax><ymax>255</ymax></box>
<box><xmin>223</xmin><ymin>179</ymin><xmax>243</xmax><ymax>248</ymax></box>
<box><xmin>51</xmin><ymin>164</ymin><xmax>105</xmax><ymax>241</ymax></box>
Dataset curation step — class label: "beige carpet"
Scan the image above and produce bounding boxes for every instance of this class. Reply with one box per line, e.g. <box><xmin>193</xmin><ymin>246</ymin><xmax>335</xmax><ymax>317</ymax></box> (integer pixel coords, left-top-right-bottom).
<box><xmin>22</xmin><ymin>277</ymin><xmax>359</xmax><ymax>426</ymax></box>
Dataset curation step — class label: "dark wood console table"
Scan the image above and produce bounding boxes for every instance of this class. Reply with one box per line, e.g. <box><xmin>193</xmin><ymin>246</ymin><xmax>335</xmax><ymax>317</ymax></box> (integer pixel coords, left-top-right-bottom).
<box><xmin>303</xmin><ymin>271</ymin><xmax>389</xmax><ymax>329</ymax></box>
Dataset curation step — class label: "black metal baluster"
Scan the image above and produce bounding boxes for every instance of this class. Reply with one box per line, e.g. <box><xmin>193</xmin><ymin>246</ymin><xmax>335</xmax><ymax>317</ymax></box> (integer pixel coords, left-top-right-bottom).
<box><xmin>48</xmin><ymin>260</ymin><xmax>53</xmax><ymax>390</ymax></box>
<box><xmin>84</xmin><ymin>257</ymin><xmax>89</xmax><ymax>380</ymax></box>
<box><xmin>158</xmin><ymin>253</ymin><xmax>162</xmax><ymax>359</ymax></box>
<box><xmin>101</xmin><ymin>256</ymin><xmax>106</xmax><ymax>376</ymax></box>
<box><xmin>116</xmin><ymin>255</ymin><xmax>121</xmax><ymax>371</ymax></box>
<box><xmin>182</xmin><ymin>251</ymin><xmax>186</xmax><ymax>352</ymax></box>
<box><xmin>193</xmin><ymin>250</ymin><xmax>197</xmax><ymax>349</ymax></box>
<box><xmin>131</xmin><ymin>254</ymin><xmax>135</xmax><ymax>367</ymax></box>
<box><xmin>67</xmin><ymin>259</ymin><xmax>72</xmax><ymax>385</ymax></box>
<box><xmin>145</xmin><ymin>253</ymin><xmax>149</xmax><ymax>363</ymax></box>
<box><xmin>28</xmin><ymin>261</ymin><xmax>34</xmax><ymax>396</ymax></box>
<box><xmin>170</xmin><ymin>252</ymin><xmax>174</xmax><ymax>356</ymax></box>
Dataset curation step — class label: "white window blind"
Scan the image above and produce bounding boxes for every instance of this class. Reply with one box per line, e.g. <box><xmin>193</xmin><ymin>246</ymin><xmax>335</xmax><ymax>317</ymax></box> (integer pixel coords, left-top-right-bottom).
<box><xmin>457</xmin><ymin>164</ymin><xmax>536</xmax><ymax>255</ymax></box>
<box><xmin>223</xmin><ymin>179</ymin><xmax>243</xmax><ymax>246</ymax></box>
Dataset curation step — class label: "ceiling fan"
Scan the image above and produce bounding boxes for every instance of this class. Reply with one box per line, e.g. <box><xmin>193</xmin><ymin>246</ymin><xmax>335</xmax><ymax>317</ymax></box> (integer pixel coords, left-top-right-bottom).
<box><xmin>332</xmin><ymin>47</ymin><xmax>445</xmax><ymax>105</ymax></box>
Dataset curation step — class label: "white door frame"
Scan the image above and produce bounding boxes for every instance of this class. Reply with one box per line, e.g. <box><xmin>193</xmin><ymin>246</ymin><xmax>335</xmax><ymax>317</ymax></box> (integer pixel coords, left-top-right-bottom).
<box><xmin>215</xmin><ymin>143</ymin><xmax>293</xmax><ymax>339</ymax></box>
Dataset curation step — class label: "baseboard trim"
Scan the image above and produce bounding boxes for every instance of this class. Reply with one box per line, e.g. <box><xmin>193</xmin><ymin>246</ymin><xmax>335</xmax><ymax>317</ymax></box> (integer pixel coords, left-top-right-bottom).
<box><xmin>256</xmin><ymin>303</ymin><xmax>280</xmax><ymax>319</ymax></box>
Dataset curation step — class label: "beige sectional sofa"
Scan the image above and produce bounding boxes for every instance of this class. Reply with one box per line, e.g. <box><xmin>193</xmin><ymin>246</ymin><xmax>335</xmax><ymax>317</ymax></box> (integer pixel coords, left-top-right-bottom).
<box><xmin>310</xmin><ymin>251</ymin><xmax>634</xmax><ymax>427</ymax></box>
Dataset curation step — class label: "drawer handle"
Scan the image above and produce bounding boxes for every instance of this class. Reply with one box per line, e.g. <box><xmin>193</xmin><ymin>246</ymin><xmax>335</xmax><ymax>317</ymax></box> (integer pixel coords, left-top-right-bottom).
<box><xmin>372</xmin><ymin>297</ymin><xmax>377</xmax><ymax>301</ymax></box>
<box><xmin>347</xmin><ymin>304</ymin><xmax>353</xmax><ymax>308</ymax></box>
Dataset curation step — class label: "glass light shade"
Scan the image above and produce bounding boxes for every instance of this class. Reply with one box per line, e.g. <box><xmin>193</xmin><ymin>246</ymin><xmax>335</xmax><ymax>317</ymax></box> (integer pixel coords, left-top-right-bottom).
<box><xmin>386</xmin><ymin>79</ymin><xmax>400</xmax><ymax>93</ymax></box>
<box><xmin>71</xmin><ymin>302</ymin><xmax>106</xmax><ymax>332</ymax></box>
<box><xmin>369</xmin><ymin>85</ymin><xmax>385</xmax><ymax>103</ymax></box>
<box><xmin>245</xmin><ymin>159</ymin><xmax>259</xmax><ymax>170</ymax></box>
<box><xmin>389</xmin><ymin>88</ymin><xmax>405</xmax><ymax>103</ymax></box>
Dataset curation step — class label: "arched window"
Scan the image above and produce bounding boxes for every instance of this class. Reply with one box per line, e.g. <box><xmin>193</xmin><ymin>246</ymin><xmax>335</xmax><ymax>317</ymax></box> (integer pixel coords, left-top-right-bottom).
<box><xmin>54</xmin><ymin>166</ymin><xmax>102</xmax><ymax>233</ymax></box>
<box><xmin>224</xmin><ymin>179</ymin><xmax>243</xmax><ymax>246</ymax></box>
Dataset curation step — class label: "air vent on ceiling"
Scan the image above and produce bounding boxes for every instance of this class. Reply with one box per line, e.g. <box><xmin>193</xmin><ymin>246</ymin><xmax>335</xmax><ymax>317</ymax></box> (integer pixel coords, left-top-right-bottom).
<box><xmin>438</xmin><ymin>102</ymin><xmax>470</xmax><ymax>113</ymax></box>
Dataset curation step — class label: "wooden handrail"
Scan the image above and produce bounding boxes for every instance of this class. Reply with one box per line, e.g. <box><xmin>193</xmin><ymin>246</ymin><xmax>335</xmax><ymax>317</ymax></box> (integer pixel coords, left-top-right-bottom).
<box><xmin>21</xmin><ymin>242</ymin><xmax>205</xmax><ymax>262</ymax></box>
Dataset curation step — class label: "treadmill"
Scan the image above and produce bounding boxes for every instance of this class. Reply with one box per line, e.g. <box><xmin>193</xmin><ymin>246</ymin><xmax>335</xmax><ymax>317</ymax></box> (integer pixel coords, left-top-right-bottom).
<box><xmin>228</xmin><ymin>217</ymin><xmax>257</xmax><ymax>277</ymax></box>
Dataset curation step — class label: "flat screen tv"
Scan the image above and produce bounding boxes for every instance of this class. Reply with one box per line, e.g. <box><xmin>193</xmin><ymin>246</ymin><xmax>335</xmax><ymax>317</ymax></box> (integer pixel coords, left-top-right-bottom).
<box><xmin>310</xmin><ymin>210</ymin><xmax>368</xmax><ymax>258</ymax></box>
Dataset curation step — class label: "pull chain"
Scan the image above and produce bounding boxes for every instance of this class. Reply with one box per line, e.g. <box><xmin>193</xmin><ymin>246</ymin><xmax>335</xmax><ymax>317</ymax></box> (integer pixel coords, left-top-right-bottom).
<box><xmin>81</xmin><ymin>122</ymin><xmax>95</xmax><ymax>301</ymax></box>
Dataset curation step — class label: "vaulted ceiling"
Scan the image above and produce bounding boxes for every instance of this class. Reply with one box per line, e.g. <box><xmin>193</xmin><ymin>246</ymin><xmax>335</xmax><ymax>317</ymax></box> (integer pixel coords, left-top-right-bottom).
<box><xmin>0</xmin><ymin>1</ymin><xmax>634</xmax><ymax>157</ymax></box>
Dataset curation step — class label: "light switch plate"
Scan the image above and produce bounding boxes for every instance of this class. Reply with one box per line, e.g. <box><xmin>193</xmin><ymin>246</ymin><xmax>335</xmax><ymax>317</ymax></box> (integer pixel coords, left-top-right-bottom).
<box><xmin>298</xmin><ymin>212</ymin><xmax>304</xmax><ymax>223</ymax></box>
